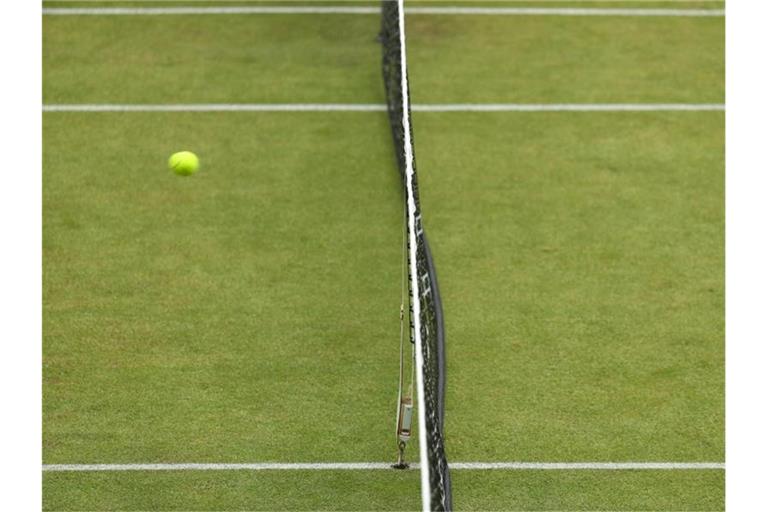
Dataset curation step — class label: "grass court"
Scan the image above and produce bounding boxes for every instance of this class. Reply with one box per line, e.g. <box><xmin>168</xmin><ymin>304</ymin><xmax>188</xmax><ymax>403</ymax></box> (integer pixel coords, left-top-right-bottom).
<box><xmin>43</xmin><ymin>2</ymin><xmax>724</xmax><ymax>510</ymax></box>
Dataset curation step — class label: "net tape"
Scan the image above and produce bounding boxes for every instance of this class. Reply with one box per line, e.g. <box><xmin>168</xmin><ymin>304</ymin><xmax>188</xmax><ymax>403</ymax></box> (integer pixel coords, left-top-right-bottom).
<box><xmin>381</xmin><ymin>1</ymin><xmax>452</xmax><ymax>510</ymax></box>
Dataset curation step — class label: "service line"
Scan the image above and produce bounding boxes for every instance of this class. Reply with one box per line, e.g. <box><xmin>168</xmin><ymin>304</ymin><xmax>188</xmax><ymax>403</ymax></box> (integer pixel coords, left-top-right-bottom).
<box><xmin>43</xmin><ymin>462</ymin><xmax>725</xmax><ymax>472</ymax></box>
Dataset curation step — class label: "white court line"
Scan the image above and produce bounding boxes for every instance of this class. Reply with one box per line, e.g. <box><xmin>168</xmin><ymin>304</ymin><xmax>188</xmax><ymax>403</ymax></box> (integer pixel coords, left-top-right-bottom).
<box><xmin>41</xmin><ymin>7</ymin><xmax>724</xmax><ymax>17</ymax></box>
<box><xmin>450</xmin><ymin>462</ymin><xmax>725</xmax><ymax>470</ymax></box>
<box><xmin>42</xmin><ymin>7</ymin><xmax>380</xmax><ymax>15</ymax></box>
<box><xmin>42</xmin><ymin>104</ymin><xmax>725</xmax><ymax>113</ymax></box>
<box><xmin>414</xmin><ymin>103</ymin><xmax>725</xmax><ymax>112</ymax></box>
<box><xmin>43</xmin><ymin>104</ymin><xmax>386</xmax><ymax>112</ymax></box>
<box><xmin>42</xmin><ymin>462</ymin><xmax>724</xmax><ymax>472</ymax></box>
<box><xmin>407</xmin><ymin>7</ymin><xmax>724</xmax><ymax>17</ymax></box>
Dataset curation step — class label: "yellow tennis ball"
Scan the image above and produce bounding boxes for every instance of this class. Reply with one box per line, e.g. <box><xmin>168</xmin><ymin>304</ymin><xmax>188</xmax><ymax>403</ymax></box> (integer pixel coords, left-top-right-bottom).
<box><xmin>168</xmin><ymin>151</ymin><xmax>200</xmax><ymax>176</ymax></box>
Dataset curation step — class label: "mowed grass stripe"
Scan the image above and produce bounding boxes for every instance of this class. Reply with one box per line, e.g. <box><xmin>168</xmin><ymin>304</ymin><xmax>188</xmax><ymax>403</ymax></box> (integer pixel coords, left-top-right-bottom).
<box><xmin>42</xmin><ymin>469</ymin><xmax>724</xmax><ymax>511</ymax></box>
<box><xmin>43</xmin><ymin>103</ymin><xmax>725</xmax><ymax>112</ymax></box>
<box><xmin>42</xmin><ymin>6</ymin><xmax>724</xmax><ymax>16</ymax></box>
<box><xmin>43</xmin><ymin>12</ymin><xmax>723</xmax><ymax>104</ymax></box>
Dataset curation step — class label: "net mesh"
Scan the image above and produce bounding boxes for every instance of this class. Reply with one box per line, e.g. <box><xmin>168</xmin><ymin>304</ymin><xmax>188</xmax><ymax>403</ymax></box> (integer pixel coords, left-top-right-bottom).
<box><xmin>381</xmin><ymin>1</ymin><xmax>452</xmax><ymax>510</ymax></box>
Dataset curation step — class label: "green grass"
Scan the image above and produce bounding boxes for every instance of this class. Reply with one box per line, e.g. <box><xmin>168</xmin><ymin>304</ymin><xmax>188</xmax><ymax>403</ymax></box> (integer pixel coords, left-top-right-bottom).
<box><xmin>44</xmin><ymin>112</ymin><xmax>404</xmax><ymax>464</ymax></box>
<box><xmin>44</xmin><ymin>469</ymin><xmax>723</xmax><ymax>511</ymax></box>
<box><xmin>421</xmin><ymin>112</ymin><xmax>724</xmax><ymax>463</ymax></box>
<box><xmin>43</xmin><ymin>3</ymin><xmax>724</xmax><ymax>511</ymax></box>
<box><xmin>43</xmin><ymin>8</ymin><xmax>723</xmax><ymax>104</ymax></box>
<box><xmin>407</xmin><ymin>15</ymin><xmax>723</xmax><ymax>104</ymax></box>
<box><xmin>42</xmin><ymin>1</ymin><xmax>726</xmax><ymax>10</ymax></box>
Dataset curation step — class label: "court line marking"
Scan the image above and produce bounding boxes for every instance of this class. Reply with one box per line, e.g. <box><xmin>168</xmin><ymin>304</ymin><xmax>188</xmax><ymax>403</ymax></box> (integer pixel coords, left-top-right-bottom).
<box><xmin>41</xmin><ymin>7</ymin><xmax>725</xmax><ymax>17</ymax></box>
<box><xmin>43</xmin><ymin>462</ymin><xmax>724</xmax><ymax>472</ymax></box>
<box><xmin>416</xmin><ymin>104</ymin><xmax>725</xmax><ymax>112</ymax></box>
<box><xmin>42</xmin><ymin>104</ymin><xmax>725</xmax><ymax>113</ymax></box>
<box><xmin>43</xmin><ymin>104</ymin><xmax>387</xmax><ymax>113</ymax></box>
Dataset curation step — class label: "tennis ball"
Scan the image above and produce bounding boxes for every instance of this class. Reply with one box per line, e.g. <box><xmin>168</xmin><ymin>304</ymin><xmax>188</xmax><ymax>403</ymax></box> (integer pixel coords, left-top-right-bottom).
<box><xmin>168</xmin><ymin>151</ymin><xmax>199</xmax><ymax>176</ymax></box>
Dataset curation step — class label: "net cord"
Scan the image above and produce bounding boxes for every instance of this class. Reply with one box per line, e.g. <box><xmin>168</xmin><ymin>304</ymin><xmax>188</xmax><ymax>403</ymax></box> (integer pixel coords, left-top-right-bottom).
<box><xmin>395</xmin><ymin>0</ymin><xmax>431</xmax><ymax>508</ymax></box>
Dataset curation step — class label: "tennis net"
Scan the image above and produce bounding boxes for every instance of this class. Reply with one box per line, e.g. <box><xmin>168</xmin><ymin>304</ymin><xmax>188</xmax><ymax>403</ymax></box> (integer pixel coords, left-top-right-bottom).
<box><xmin>380</xmin><ymin>1</ymin><xmax>452</xmax><ymax>510</ymax></box>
